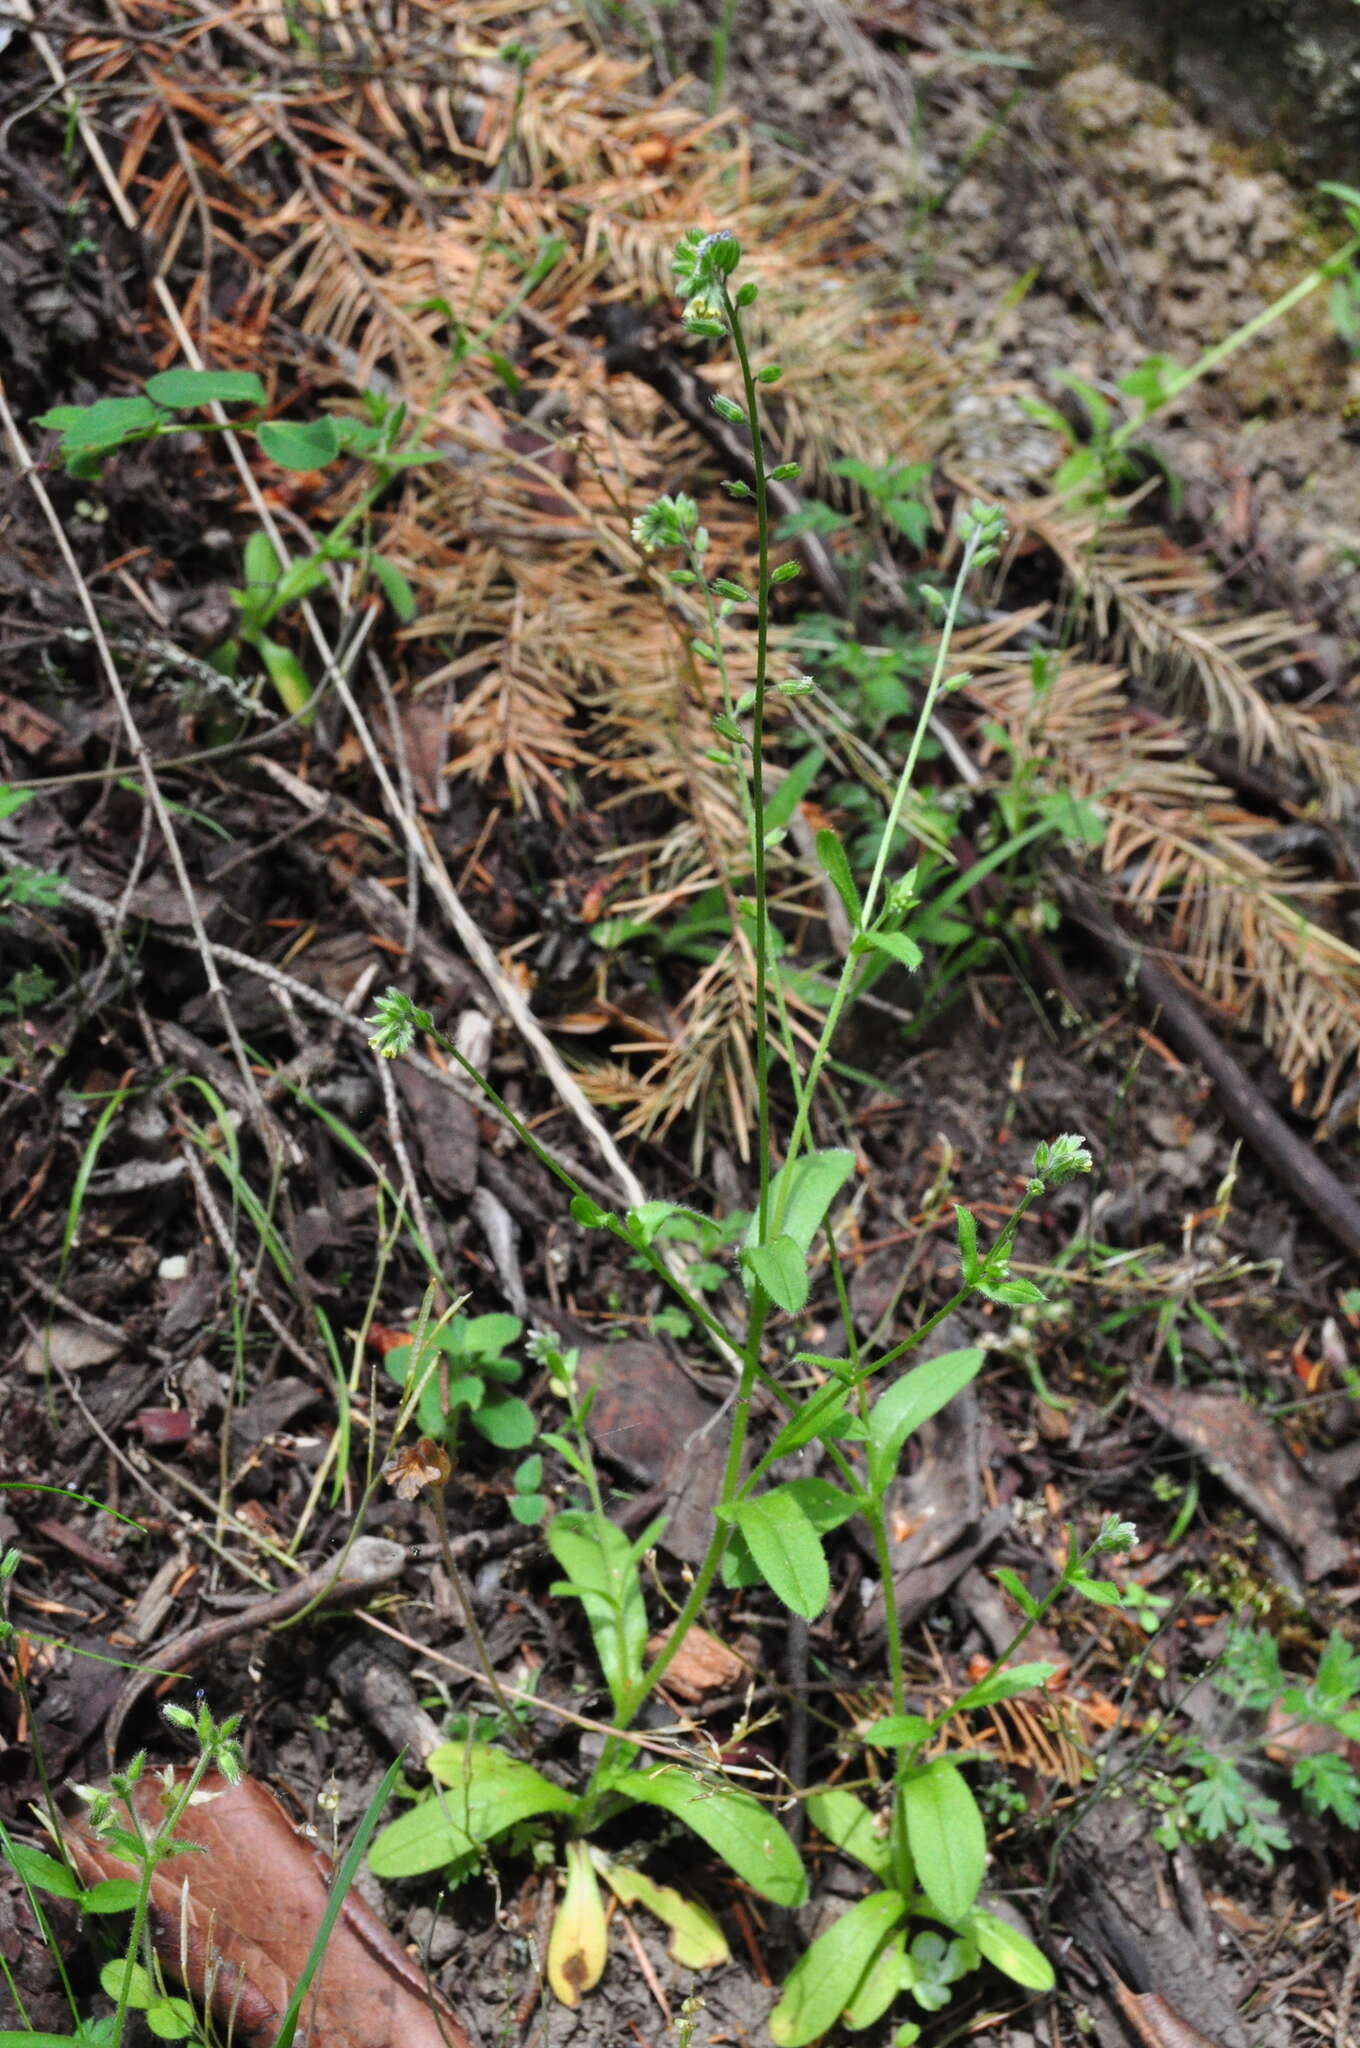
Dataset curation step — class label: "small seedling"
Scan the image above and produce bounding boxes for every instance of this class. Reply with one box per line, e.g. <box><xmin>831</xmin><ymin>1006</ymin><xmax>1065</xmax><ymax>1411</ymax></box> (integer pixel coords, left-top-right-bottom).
<box><xmin>383</xmin><ymin>1312</ymin><xmax>535</xmax><ymax>1452</ymax></box>
<box><xmin>33</xmin><ymin>374</ymin><xmax>428</xmax><ymax>718</ymax></box>
<box><xmin>1151</xmin><ymin>1622</ymin><xmax>1360</xmax><ymax>1866</ymax></box>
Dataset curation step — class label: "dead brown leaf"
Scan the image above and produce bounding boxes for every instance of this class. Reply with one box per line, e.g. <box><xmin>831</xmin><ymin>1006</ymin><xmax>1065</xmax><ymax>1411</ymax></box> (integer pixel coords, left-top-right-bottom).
<box><xmin>646</xmin><ymin>1624</ymin><xmax>750</xmax><ymax>1703</ymax></box>
<box><xmin>1133</xmin><ymin>1386</ymin><xmax>1349</xmax><ymax>1582</ymax></box>
<box><xmin>63</xmin><ymin>1771</ymin><xmax>470</xmax><ymax>2048</ymax></box>
<box><xmin>1111</xmin><ymin>1978</ymin><xmax>1225</xmax><ymax>2048</ymax></box>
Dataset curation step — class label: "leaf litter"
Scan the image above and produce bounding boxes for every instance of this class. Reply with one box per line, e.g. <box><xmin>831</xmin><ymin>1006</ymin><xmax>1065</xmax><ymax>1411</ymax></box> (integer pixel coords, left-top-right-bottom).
<box><xmin>1</xmin><ymin>0</ymin><xmax>1359</xmax><ymax>2044</ymax></box>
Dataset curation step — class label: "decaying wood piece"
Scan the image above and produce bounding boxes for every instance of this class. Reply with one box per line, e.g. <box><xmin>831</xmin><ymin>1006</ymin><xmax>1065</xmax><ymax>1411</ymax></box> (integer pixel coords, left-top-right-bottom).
<box><xmin>1132</xmin><ymin>1386</ymin><xmax>1350</xmax><ymax>1583</ymax></box>
<box><xmin>1057</xmin><ymin>1794</ymin><xmax>1287</xmax><ymax>2048</ymax></box>
<box><xmin>104</xmin><ymin>1539</ymin><xmax>408</xmax><ymax>1769</ymax></box>
<box><xmin>1061</xmin><ymin>876</ymin><xmax>1360</xmax><ymax>1262</ymax></box>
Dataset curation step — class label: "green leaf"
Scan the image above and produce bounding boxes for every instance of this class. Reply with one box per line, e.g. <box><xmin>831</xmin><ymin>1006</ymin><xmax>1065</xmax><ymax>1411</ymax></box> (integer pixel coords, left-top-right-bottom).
<box><xmin>0</xmin><ymin>786</ymin><xmax>37</xmax><ymax>823</ymax></box>
<box><xmin>80</xmin><ymin>1879</ymin><xmax>141</xmax><ymax>1913</ymax></box>
<box><xmin>487</xmin><ymin>351</ymin><xmax>521</xmax><ymax>396</ymax></box>
<box><xmin>617</xmin><ymin>1767</ymin><xmax>806</xmax><ymax>1908</ymax></box>
<box><xmin>100</xmin><ymin>1960</ymin><xmax>153</xmax><ymax>2009</ymax></box>
<box><xmin>902</xmin><ymin>1927</ymin><xmax>972</xmax><ymax>2011</ymax></box>
<box><xmin>742</xmin><ymin>1234</ymin><xmax>809</xmax><ymax>1314</ymax></box>
<box><xmin>371</xmin><ymin>553</ymin><xmax>417</xmax><ymax>621</ymax></box>
<box><xmin>859</xmin><ymin>928</ymin><xmax>923</xmax><ymax>971</ymax></box>
<box><xmin>1053</xmin><ymin>446</ymin><xmax>1100</xmax><ymax>497</ymax></box>
<box><xmin>979</xmin><ymin>1277</ymin><xmax>1046</xmax><ymax>1307</ymax></box>
<box><xmin>731</xmin><ymin>1488</ymin><xmax>829</xmax><ymax>1619</ymax></box>
<box><xmin>0</xmin><ymin>2035</ymin><xmax>92</xmax><ymax>2046</ymax></box>
<box><xmin>867</xmin><ymin>1349</ymin><xmax>984</xmax><ymax>1494</ymax></box>
<box><xmin>471</xmin><ymin>1389</ymin><xmax>535</xmax><ymax>1449</ymax></box>
<box><xmin>257</xmin><ymin>638</ymin><xmax>312</xmax><ymax>717</ymax></box>
<box><xmin>1033</xmin><ymin>790</ymin><xmax>1106</xmax><ymax>847</ymax></box>
<box><xmin>805</xmin><ymin>1787</ymin><xmax>894</xmax><ymax>1882</ymax></box>
<box><xmin>594</xmin><ymin>1854</ymin><xmax>729</xmax><ymax>1969</ymax></box>
<box><xmin>777</xmin><ymin>1476</ymin><xmax>859</xmax><ymax>1534</ymax></box>
<box><xmin>272</xmin><ymin>555</ymin><xmax>332</xmax><ymax>610</ymax></box>
<box><xmin>241</xmin><ymin>528</ymin><xmax>281</xmax><ymax>596</ymax></box>
<box><xmin>903</xmin><ymin>1760</ymin><xmax>985</xmax><ymax>1921</ymax></box>
<box><xmin>769</xmin><ymin>1890</ymin><xmax>908</xmax><ymax>2046</ymax></box>
<box><xmin>625</xmin><ymin>1199</ymin><xmax>711</xmax><ymax>1247</ymax></box>
<box><xmin>1313</xmin><ymin>1629</ymin><xmax>1360</xmax><ymax>1712</ymax></box>
<box><xmin>815</xmin><ymin>827</ymin><xmax>862</xmax><ymax>931</ymax></box>
<box><xmin>332</xmin><ymin>416</ymin><xmax>387</xmax><ymax>454</ymax></box>
<box><xmin>1053</xmin><ymin>370</ymin><xmax>1111</xmax><ymax>434</ymax></box>
<box><xmin>145</xmin><ymin>1999</ymin><xmax>195</xmax><ymax>2041</ymax></box>
<box><xmin>570</xmin><ymin>1193</ymin><xmax>613</xmax><ymax>1229</ymax></box>
<box><xmin>718</xmin><ymin>1524</ymin><xmax>761</xmax><ymax>1590</ymax></box>
<box><xmin>460</xmin><ymin>1312</ymin><xmax>523</xmax><ymax>1356</ymax></box>
<box><xmin>144</xmin><ymin>369</ymin><xmax>265</xmax><ymax>410</ymax></box>
<box><xmin>5</xmin><ymin>1845</ymin><xmax>80</xmax><ymax>1899</ymax></box>
<box><xmin>42</xmin><ymin>396</ymin><xmax>165</xmax><ymax>454</ymax></box>
<box><xmin>952</xmin><ymin>1661</ymin><xmax>1057</xmax><ymax>1711</ymax></box>
<box><xmin>764</xmin><ymin>748</ymin><xmax>826</xmax><ymax>832</ymax></box>
<box><xmin>967</xmin><ymin>1909</ymin><xmax>1054</xmax><ymax>1990</ymax></box>
<box><xmin>859</xmin><ymin>1714</ymin><xmax>932</xmax><ymax>1751</ymax></box>
<box><xmin>368</xmin><ymin>1743</ymin><xmax>575</xmax><ymax>1876</ymax></box>
<box><xmin>764</xmin><ymin>1382</ymin><xmax>852</xmax><ymax>1461</ymax></box>
<box><xmin>953</xmin><ymin>1203</ymin><xmax>978</xmax><ymax>1275</ymax></box>
<box><xmin>844</xmin><ymin>1926</ymin><xmax>907</xmax><ymax>2030</ymax></box>
<box><xmin>885</xmin><ymin>498</ymin><xmax>930</xmax><ymax>549</ymax></box>
<box><xmin>256</xmin><ymin>415</ymin><xmax>341</xmax><ymax>471</ymax></box>
<box><xmin>768</xmin><ymin>1147</ymin><xmax>855</xmax><ymax>1254</ymax></box>
<box><xmin>1067</xmin><ymin>1571</ymin><xmax>1124</xmax><ymax>1607</ymax></box>
<box><xmin>547</xmin><ymin>1509</ymin><xmax>648</xmax><ymax>1713</ymax></box>
<box><xmin>429</xmin><ymin>1373</ymin><xmax>483</xmax><ymax>1424</ymax></box>
<box><xmin>471</xmin><ymin>1352</ymin><xmax>520</xmax><ymax>1385</ymax></box>
<box><xmin>1293</xmin><ymin>1750</ymin><xmax>1360</xmax><ymax>1828</ymax></box>
<box><xmin>994</xmin><ymin>1566</ymin><xmax>1039</xmax><ymax>1619</ymax></box>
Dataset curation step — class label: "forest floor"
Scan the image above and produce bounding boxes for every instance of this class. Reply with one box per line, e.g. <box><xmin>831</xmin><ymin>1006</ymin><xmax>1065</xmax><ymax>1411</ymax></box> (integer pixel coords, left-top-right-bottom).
<box><xmin>2</xmin><ymin>4</ymin><xmax>1359</xmax><ymax>2047</ymax></box>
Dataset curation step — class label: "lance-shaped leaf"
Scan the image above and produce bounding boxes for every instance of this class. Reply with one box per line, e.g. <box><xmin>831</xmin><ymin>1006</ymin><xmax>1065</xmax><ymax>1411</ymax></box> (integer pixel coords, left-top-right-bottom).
<box><xmin>731</xmin><ymin>1487</ymin><xmax>829</xmax><ymax>1620</ymax></box>
<box><xmin>866</xmin><ymin>1349</ymin><xmax>984</xmax><ymax>1495</ymax></box>
<box><xmin>902</xmin><ymin>1759</ymin><xmax>985</xmax><ymax>1922</ymax></box>
<box><xmin>769</xmin><ymin>1890</ymin><xmax>908</xmax><ymax>2046</ymax></box>
<box><xmin>617</xmin><ymin>1766</ymin><xmax>806</xmax><ymax>1907</ymax></box>
<box><xmin>368</xmin><ymin>1744</ymin><xmax>576</xmax><ymax>1878</ymax></box>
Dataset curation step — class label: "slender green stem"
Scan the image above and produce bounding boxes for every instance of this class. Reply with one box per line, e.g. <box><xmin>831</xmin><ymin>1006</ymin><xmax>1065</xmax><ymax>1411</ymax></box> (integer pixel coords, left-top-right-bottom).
<box><xmin>926</xmin><ymin>1529</ymin><xmax>1101</xmax><ymax>1745</ymax></box>
<box><xmin>688</xmin><ymin>545</ymin><xmax>813</xmax><ymax>1133</ymax></box>
<box><xmin>429</xmin><ymin>1483</ymin><xmax>529</xmax><ymax>1753</ymax></box>
<box><xmin>870</xmin><ymin>1507</ymin><xmax>908</xmax><ymax>1722</ymax></box>
<box><xmin>708</xmin><ymin>0</ymin><xmax>741</xmax><ymax>114</ymax></box>
<box><xmin>582</xmin><ymin>281</ymin><xmax>791</xmax><ymax>1764</ymax></box>
<box><xmin>377</xmin><ymin>1009</ymin><xmax>770</xmax><ymax>1389</ymax></box>
<box><xmin>722</xmin><ymin>284</ymin><xmax>774</xmax><ymax>1248</ymax></box>
<box><xmin>109</xmin><ymin>1749</ymin><xmax>218</xmax><ymax>2048</ymax></box>
<box><xmin>595</xmin><ymin>1276</ymin><xmax>772</xmax><ymax>1760</ymax></box>
<box><xmin>774</xmin><ymin>530</ymin><xmax>983</xmax><ymax>1215</ymax></box>
<box><xmin>0</xmin><ymin>1814</ymin><xmax>80</xmax><ymax>2028</ymax></box>
<box><xmin>1110</xmin><ymin>231</ymin><xmax>1360</xmax><ymax>452</ymax></box>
